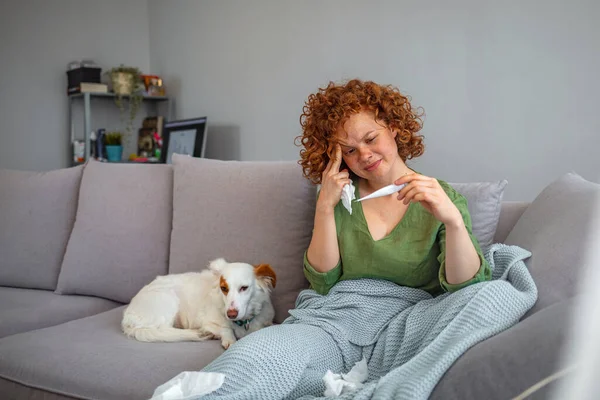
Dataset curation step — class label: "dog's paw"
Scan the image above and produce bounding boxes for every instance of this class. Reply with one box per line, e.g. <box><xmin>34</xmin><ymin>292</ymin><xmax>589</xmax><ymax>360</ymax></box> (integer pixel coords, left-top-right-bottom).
<box><xmin>221</xmin><ymin>338</ymin><xmax>236</xmax><ymax>349</ymax></box>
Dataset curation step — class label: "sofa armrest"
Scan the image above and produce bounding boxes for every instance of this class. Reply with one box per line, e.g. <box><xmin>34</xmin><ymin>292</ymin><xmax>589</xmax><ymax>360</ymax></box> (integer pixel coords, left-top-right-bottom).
<box><xmin>493</xmin><ymin>201</ymin><xmax>529</xmax><ymax>244</ymax></box>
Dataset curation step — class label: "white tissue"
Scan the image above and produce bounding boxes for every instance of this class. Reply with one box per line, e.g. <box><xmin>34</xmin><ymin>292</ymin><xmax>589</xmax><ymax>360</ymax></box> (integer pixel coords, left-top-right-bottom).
<box><xmin>323</xmin><ymin>358</ymin><xmax>369</xmax><ymax>397</ymax></box>
<box><xmin>150</xmin><ymin>371</ymin><xmax>225</xmax><ymax>400</ymax></box>
<box><xmin>341</xmin><ymin>182</ymin><xmax>356</xmax><ymax>215</ymax></box>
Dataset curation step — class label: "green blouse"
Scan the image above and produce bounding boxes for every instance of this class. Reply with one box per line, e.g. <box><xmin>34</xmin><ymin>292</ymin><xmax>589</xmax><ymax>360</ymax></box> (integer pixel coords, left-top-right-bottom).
<box><xmin>304</xmin><ymin>178</ymin><xmax>491</xmax><ymax>296</ymax></box>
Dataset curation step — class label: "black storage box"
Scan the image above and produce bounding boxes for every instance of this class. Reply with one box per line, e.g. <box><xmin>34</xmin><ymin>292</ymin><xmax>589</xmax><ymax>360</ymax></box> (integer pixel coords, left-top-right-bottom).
<box><xmin>67</xmin><ymin>67</ymin><xmax>102</xmax><ymax>88</ymax></box>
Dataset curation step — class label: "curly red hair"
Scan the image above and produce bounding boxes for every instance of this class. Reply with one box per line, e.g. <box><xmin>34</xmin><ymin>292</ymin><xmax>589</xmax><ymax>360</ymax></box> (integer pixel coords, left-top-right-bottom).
<box><xmin>295</xmin><ymin>79</ymin><xmax>425</xmax><ymax>184</ymax></box>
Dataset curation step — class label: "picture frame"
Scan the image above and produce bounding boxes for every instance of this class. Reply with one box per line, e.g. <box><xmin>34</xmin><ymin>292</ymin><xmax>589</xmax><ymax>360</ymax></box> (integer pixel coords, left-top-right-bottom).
<box><xmin>160</xmin><ymin>117</ymin><xmax>208</xmax><ymax>164</ymax></box>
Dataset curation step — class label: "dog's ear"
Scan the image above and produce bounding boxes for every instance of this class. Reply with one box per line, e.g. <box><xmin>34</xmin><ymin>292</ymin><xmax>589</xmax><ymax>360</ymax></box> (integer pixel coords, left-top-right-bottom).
<box><xmin>254</xmin><ymin>264</ymin><xmax>276</xmax><ymax>290</ymax></box>
<box><xmin>208</xmin><ymin>258</ymin><xmax>228</xmax><ymax>273</ymax></box>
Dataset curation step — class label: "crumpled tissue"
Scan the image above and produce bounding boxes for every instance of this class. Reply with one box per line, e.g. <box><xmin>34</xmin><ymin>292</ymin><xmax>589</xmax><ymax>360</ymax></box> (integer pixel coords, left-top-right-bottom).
<box><xmin>341</xmin><ymin>182</ymin><xmax>356</xmax><ymax>215</ymax></box>
<box><xmin>150</xmin><ymin>371</ymin><xmax>225</xmax><ymax>400</ymax></box>
<box><xmin>323</xmin><ymin>357</ymin><xmax>369</xmax><ymax>397</ymax></box>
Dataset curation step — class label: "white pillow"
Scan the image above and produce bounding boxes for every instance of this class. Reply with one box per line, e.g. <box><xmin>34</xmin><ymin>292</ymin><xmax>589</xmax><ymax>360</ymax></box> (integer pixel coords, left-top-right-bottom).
<box><xmin>448</xmin><ymin>180</ymin><xmax>508</xmax><ymax>251</ymax></box>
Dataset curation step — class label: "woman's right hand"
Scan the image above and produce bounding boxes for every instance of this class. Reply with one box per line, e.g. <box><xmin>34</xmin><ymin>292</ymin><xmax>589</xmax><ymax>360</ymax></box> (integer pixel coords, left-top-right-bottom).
<box><xmin>317</xmin><ymin>144</ymin><xmax>352</xmax><ymax>211</ymax></box>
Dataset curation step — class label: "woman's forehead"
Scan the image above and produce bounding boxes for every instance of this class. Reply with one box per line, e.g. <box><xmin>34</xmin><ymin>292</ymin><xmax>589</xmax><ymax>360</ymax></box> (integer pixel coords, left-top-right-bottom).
<box><xmin>335</xmin><ymin>112</ymin><xmax>387</xmax><ymax>144</ymax></box>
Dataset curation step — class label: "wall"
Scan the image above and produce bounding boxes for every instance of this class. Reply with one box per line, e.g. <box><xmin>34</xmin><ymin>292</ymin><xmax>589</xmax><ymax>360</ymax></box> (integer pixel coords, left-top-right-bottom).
<box><xmin>147</xmin><ymin>0</ymin><xmax>599</xmax><ymax>200</ymax></box>
<box><xmin>1</xmin><ymin>1</ymin><xmax>597</xmax><ymax>200</ymax></box>
<box><xmin>0</xmin><ymin>0</ymin><xmax>151</xmax><ymax>171</ymax></box>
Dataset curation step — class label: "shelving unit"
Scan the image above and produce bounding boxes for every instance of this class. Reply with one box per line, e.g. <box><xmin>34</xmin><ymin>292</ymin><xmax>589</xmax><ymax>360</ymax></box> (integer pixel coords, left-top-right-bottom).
<box><xmin>68</xmin><ymin>92</ymin><xmax>174</xmax><ymax>165</ymax></box>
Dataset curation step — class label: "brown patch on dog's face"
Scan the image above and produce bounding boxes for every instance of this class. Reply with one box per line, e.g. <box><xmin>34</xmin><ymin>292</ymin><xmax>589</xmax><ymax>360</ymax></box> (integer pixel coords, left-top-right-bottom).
<box><xmin>254</xmin><ymin>264</ymin><xmax>276</xmax><ymax>288</ymax></box>
<box><xmin>219</xmin><ymin>276</ymin><xmax>229</xmax><ymax>294</ymax></box>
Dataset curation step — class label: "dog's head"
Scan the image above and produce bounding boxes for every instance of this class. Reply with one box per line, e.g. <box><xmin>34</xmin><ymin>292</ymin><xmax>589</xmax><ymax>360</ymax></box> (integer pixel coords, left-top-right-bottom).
<box><xmin>208</xmin><ymin>258</ymin><xmax>276</xmax><ymax>321</ymax></box>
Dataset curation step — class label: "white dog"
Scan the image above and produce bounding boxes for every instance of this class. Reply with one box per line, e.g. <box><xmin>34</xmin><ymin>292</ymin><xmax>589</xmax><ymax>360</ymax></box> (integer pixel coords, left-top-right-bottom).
<box><xmin>122</xmin><ymin>258</ymin><xmax>276</xmax><ymax>349</ymax></box>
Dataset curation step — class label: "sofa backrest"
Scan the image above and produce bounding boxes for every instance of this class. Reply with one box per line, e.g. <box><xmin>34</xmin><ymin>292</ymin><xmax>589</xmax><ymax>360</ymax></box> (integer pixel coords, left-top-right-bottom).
<box><xmin>168</xmin><ymin>155</ymin><xmax>316</xmax><ymax>323</ymax></box>
<box><xmin>0</xmin><ymin>165</ymin><xmax>84</xmax><ymax>290</ymax></box>
<box><xmin>54</xmin><ymin>160</ymin><xmax>174</xmax><ymax>304</ymax></box>
<box><xmin>0</xmin><ymin>159</ymin><xmax>317</xmax><ymax>323</ymax></box>
<box><xmin>11</xmin><ymin>158</ymin><xmax>586</xmax><ymax>327</ymax></box>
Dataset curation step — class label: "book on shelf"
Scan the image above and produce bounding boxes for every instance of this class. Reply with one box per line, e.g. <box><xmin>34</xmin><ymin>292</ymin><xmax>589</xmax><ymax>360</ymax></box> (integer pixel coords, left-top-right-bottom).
<box><xmin>67</xmin><ymin>82</ymin><xmax>108</xmax><ymax>95</ymax></box>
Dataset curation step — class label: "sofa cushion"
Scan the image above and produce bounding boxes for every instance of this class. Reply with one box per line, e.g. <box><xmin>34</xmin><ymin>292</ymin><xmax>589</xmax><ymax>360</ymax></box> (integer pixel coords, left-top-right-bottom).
<box><xmin>0</xmin><ymin>306</ymin><xmax>224</xmax><ymax>400</ymax></box>
<box><xmin>431</xmin><ymin>298</ymin><xmax>573</xmax><ymax>400</ymax></box>
<box><xmin>448</xmin><ymin>180</ymin><xmax>508</xmax><ymax>251</ymax></box>
<box><xmin>0</xmin><ymin>379</ymin><xmax>79</xmax><ymax>400</ymax></box>
<box><xmin>169</xmin><ymin>155</ymin><xmax>316</xmax><ymax>323</ymax></box>
<box><xmin>0</xmin><ymin>287</ymin><xmax>120</xmax><ymax>338</ymax></box>
<box><xmin>0</xmin><ymin>165</ymin><xmax>84</xmax><ymax>290</ymax></box>
<box><xmin>504</xmin><ymin>173</ymin><xmax>600</xmax><ymax>317</ymax></box>
<box><xmin>55</xmin><ymin>160</ymin><xmax>173</xmax><ymax>303</ymax></box>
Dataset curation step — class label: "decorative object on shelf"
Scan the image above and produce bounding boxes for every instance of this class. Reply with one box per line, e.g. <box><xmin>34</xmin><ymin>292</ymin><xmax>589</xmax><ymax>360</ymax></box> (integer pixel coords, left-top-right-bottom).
<box><xmin>141</xmin><ymin>74</ymin><xmax>166</xmax><ymax>97</ymax></box>
<box><xmin>66</xmin><ymin>60</ymin><xmax>101</xmax><ymax>95</ymax></box>
<box><xmin>106</xmin><ymin>65</ymin><xmax>144</xmax><ymax>145</ymax></box>
<box><xmin>73</xmin><ymin>140</ymin><xmax>85</xmax><ymax>164</ymax></box>
<box><xmin>67</xmin><ymin>91</ymin><xmax>172</xmax><ymax>167</ymax></box>
<box><xmin>104</xmin><ymin>131</ymin><xmax>123</xmax><ymax>162</ymax></box>
<box><xmin>137</xmin><ymin>116</ymin><xmax>164</xmax><ymax>159</ymax></box>
<box><xmin>138</xmin><ymin>129</ymin><xmax>155</xmax><ymax>157</ymax></box>
<box><xmin>96</xmin><ymin>129</ymin><xmax>106</xmax><ymax>161</ymax></box>
<box><xmin>160</xmin><ymin>117</ymin><xmax>208</xmax><ymax>164</ymax></box>
<box><xmin>90</xmin><ymin>130</ymin><xmax>97</xmax><ymax>159</ymax></box>
<box><xmin>107</xmin><ymin>65</ymin><xmax>143</xmax><ymax>96</ymax></box>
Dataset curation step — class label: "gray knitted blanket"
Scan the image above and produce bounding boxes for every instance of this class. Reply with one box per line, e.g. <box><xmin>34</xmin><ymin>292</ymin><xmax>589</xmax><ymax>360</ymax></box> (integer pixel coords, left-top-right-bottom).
<box><xmin>199</xmin><ymin>244</ymin><xmax>537</xmax><ymax>399</ymax></box>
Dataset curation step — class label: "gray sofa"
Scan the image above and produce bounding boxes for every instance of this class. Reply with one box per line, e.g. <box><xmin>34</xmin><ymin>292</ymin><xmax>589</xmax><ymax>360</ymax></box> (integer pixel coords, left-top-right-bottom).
<box><xmin>0</xmin><ymin>154</ymin><xmax>597</xmax><ymax>400</ymax></box>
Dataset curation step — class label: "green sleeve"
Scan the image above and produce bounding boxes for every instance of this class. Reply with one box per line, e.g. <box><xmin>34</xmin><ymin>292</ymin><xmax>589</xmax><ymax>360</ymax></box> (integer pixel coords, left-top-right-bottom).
<box><xmin>437</xmin><ymin>186</ymin><xmax>492</xmax><ymax>293</ymax></box>
<box><xmin>303</xmin><ymin>251</ymin><xmax>342</xmax><ymax>295</ymax></box>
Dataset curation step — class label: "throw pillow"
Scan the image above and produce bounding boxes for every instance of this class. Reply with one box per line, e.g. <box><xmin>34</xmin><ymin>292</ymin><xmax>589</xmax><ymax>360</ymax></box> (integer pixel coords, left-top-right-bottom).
<box><xmin>169</xmin><ymin>154</ymin><xmax>316</xmax><ymax>323</ymax></box>
<box><xmin>55</xmin><ymin>160</ymin><xmax>173</xmax><ymax>303</ymax></box>
<box><xmin>0</xmin><ymin>165</ymin><xmax>84</xmax><ymax>290</ymax></box>
<box><xmin>448</xmin><ymin>180</ymin><xmax>508</xmax><ymax>251</ymax></box>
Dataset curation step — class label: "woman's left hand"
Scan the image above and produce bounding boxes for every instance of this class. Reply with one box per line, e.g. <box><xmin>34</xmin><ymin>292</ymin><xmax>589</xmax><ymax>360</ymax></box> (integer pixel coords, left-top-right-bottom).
<box><xmin>395</xmin><ymin>173</ymin><xmax>462</xmax><ymax>226</ymax></box>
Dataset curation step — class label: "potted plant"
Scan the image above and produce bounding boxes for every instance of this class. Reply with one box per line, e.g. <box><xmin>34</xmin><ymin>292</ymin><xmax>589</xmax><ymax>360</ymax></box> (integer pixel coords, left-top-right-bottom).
<box><xmin>108</xmin><ymin>65</ymin><xmax>143</xmax><ymax>95</ymax></box>
<box><xmin>106</xmin><ymin>65</ymin><xmax>144</xmax><ymax>145</ymax></box>
<box><xmin>104</xmin><ymin>131</ymin><xmax>123</xmax><ymax>162</ymax></box>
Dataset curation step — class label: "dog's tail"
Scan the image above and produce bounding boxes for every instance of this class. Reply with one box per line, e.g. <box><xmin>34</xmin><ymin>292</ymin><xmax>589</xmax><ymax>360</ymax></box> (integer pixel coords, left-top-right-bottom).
<box><xmin>123</xmin><ymin>325</ymin><xmax>210</xmax><ymax>343</ymax></box>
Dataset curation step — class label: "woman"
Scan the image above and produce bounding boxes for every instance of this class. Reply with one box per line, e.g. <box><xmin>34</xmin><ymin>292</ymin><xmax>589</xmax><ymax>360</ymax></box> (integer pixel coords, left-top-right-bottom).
<box><xmin>196</xmin><ymin>79</ymin><xmax>492</xmax><ymax>399</ymax></box>
<box><xmin>298</xmin><ymin>78</ymin><xmax>490</xmax><ymax>296</ymax></box>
